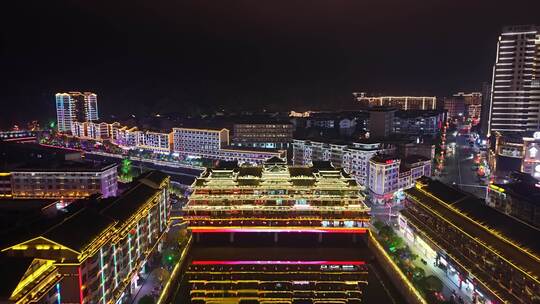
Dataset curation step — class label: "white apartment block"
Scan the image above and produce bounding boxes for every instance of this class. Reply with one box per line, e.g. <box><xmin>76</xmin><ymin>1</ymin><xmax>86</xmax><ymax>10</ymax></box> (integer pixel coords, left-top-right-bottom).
<box><xmin>172</xmin><ymin>127</ymin><xmax>229</xmax><ymax>156</ymax></box>
<box><xmin>292</xmin><ymin>139</ymin><xmax>395</xmax><ymax>185</ymax></box>
<box><xmin>488</xmin><ymin>25</ymin><xmax>540</xmax><ymax>135</ymax></box>
<box><xmin>368</xmin><ymin>155</ymin><xmax>431</xmax><ymax>204</ymax></box>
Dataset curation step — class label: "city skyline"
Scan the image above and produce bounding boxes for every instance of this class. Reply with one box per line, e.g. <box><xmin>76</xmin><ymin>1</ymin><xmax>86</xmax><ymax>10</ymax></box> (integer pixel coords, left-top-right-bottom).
<box><xmin>1</xmin><ymin>0</ymin><xmax>540</xmax><ymax>127</ymax></box>
<box><xmin>2</xmin><ymin>2</ymin><xmax>540</xmax><ymax>304</ymax></box>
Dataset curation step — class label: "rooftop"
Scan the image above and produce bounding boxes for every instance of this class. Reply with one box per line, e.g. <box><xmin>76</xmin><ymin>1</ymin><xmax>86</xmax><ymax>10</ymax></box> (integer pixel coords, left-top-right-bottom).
<box><xmin>495</xmin><ymin>180</ymin><xmax>540</xmax><ymax>206</ymax></box>
<box><xmin>0</xmin><ymin>255</ymin><xmax>35</xmax><ymax>299</ymax></box>
<box><xmin>7</xmin><ymin>161</ymin><xmax>117</xmax><ymax>172</ymax></box>
<box><xmin>406</xmin><ymin>178</ymin><xmax>540</xmax><ymax>282</ymax></box>
<box><xmin>370</xmin><ymin>154</ymin><xmax>399</xmax><ymax>164</ymax></box>
<box><xmin>1</xmin><ymin>170</ymin><xmax>168</xmax><ymax>254</ymax></box>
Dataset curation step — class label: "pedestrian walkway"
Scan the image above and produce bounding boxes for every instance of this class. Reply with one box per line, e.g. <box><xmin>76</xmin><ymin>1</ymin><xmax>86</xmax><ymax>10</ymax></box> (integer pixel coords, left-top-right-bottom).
<box><xmin>131</xmin><ymin>267</ymin><xmax>164</xmax><ymax>304</ymax></box>
<box><xmin>395</xmin><ymin>227</ymin><xmax>473</xmax><ymax>304</ymax></box>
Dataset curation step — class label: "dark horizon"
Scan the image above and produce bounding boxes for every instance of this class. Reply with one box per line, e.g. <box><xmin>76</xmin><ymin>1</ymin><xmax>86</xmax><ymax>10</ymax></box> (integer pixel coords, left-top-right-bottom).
<box><xmin>1</xmin><ymin>0</ymin><xmax>540</xmax><ymax>128</ymax></box>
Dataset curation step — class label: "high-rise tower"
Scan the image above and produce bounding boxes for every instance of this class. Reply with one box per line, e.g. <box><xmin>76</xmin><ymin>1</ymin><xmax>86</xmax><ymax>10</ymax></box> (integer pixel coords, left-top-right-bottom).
<box><xmin>55</xmin><ymin>92</ymin><xmax>99</xmax><ymax>133</ymax></box>
<box><xmin>488</xmin><ymin>25</ymin><xmax>540</xmax><ymax>136</ymax></box>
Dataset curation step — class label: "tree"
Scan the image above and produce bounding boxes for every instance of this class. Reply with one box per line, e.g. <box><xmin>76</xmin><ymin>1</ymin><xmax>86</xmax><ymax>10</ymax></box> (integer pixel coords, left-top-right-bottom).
<box><xmin>138</xmin><ymin>295</ymin><xmax>155</xmax><ymax>304</ymax></box>
<box><xmin>422</xmin><ymin>275</ymin><xmax>443</xmax><ymax>292</ymax></box>
<box><xmin>372</xmin><ymin>220</ymin><xmax>385</xmax><ymax>231</ymax></box>
<box><xmin>161</xmin><ymin>248</ymin><xmax>179</xmax><ymax>266</ymax></box>
<box><xmin>412</xmin><ymin>266</ymin><xmax>425</xmax><ymax>282</ymax></box>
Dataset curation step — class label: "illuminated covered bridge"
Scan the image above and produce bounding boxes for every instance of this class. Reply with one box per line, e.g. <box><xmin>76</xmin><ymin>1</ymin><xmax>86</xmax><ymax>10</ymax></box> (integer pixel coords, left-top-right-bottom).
<box><xmin>184</xmin><ymin>157</ymin><xmax>370</xmax><ymax>235</ymax></box>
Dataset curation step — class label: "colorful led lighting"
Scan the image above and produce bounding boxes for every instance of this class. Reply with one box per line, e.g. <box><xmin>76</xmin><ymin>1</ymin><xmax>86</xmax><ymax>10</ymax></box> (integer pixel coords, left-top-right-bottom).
<box><xmin>191</xmin><ymin>260</ymin><xmax>366</xmax><ymax>265</ymax></box>
<box><xmin>77</xmin><ymin>267</ymin><xmax>84</xmax><ymax>304</ymax></box>
<box><xmin>112</xmin><ymin>244</ymin><xmax>118</xmax><ymax>288</ymax></box>
<box><xmin>56</xmin><ymin>283</ymin><xmax>61</xmax><ymax>304</ymax></box>
<box><xmin>189</xmin><ymin>227</ymin><xmax>368</xmax><ymax>234</ymax></box>
<box><xmin>99</xmin><ymin>247</ymin><xmax>106</xmax><ymax>304</ymax></box>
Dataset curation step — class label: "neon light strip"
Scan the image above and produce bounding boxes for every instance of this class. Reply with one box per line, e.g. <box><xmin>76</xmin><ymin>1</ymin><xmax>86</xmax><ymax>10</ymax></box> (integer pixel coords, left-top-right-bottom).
<box><xmin>192</xmin><ymin>260</ymin><xmax>366</xmax><ymax>265</ymax></box>
<box><xmin>39</xmin><ymin>143</ymin><xmax>83</xmax><ymax>152</ymax></box>
<box><xmin>3</xmin><ymin>136</ymin><xmax>36</xmax><ymax>142</ymax></box>
<box><xmin>147</xmin><ymin>213</ymin><xmax>152</xmax><ymax>242</ymax></box>
<box><xmin>189</xmin><ymin>228</ymin><xmax>368</xmax><ymax>234</ymax></box>
<box><xmin>99</xmin><ymin>247</ymin><xmax>106</xmax><ymax>304</ymax></box>
<box><xmin>128</xmin><ymin>234</ymin><xmax>133</xmax><ymax>273</ymax></box>
<box><xmin>56</xmin><ymin>283</ymin><xmax>61</xmax><ymax>304</ymax></box>
<box><xmin>113</xmin><ymin>244</ymin><xmax>118</xmax><ymax>288</ymax></box>
<box><xmin>136</xmin><ymin>222</ymin><xmax>141</xmax><ymax>257</ymax></box>
<box><xmin>77</xmin><ymin>267</ymin><xmax>84</xmax><ymax>304</ymax></box>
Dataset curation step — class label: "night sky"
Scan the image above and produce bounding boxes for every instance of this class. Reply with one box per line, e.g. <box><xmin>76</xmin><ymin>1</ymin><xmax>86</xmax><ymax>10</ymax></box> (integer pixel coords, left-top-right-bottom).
<box><xmin>1</xmin><ymin>0</ymin><xmax>539</xmax><ymax>127</ymax></box>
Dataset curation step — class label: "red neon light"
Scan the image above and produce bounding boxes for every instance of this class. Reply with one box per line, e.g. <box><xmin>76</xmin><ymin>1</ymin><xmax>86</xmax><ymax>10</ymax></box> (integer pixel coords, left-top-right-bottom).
<box><xmin>2</xmin><ymin>136</ymin><xmax>36</xmax><ymax>142</ymax></box>
<box><xmin>385</xmin><ymin>160</ymin><xmax>394</xmax><ymax>164</ymax></box>
<box><xmin>189</xmin><ymin>228</ymin><xmax>368</xmax><ymax>234</ymax></box>
<box><xmin>77</xmin><ymin>267</ymin><xmax>84</xmax><ymax>304</ymax></box>
<box><xmin>192</xmin><ymin>260</ymin><xmax>365</xmax><ymax>265</ymax></box>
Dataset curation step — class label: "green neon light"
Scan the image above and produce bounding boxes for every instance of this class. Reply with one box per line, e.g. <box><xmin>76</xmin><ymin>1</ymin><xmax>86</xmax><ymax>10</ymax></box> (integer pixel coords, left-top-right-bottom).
<box><xmin>113</xmin><ymin>244</ymin><xmax>118</xmax><ymax>288</ymax></box>
<box><xmin>99</xmin><ymin>247</ymin><xmax>107</xmax><ymax>304</ymax></box>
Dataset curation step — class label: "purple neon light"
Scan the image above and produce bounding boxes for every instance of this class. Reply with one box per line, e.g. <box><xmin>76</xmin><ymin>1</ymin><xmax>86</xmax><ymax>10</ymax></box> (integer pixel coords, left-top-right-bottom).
<box><xmin>191</xmin><ymin>260</ymin><xmax>366</xmax><ymax>265</ymax></box>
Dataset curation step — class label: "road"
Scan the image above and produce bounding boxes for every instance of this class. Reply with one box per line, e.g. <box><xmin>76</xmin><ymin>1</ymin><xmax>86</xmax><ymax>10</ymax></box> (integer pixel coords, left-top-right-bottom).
<box><xmin>84</xmin><ymin>152</ymin><xmax>203</xmax><ymax>185</ymax></box>
<box><xmin>437</xmin><ymin>132</ymin><xmax>487</xmax><ymax>200</ymax></box>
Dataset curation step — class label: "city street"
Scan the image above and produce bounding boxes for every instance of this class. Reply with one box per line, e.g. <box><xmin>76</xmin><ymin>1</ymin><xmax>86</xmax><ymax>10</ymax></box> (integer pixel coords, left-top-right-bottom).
<box><xmin>437</xmin><ymin>131</ymin><xmax>488</xmax><ymax>200</ymax></box>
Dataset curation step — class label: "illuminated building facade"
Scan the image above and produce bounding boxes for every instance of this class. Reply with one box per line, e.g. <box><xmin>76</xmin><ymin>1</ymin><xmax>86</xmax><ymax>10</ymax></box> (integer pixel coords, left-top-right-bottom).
<box><xmin>112</xmin><ymin>126</ymin><xmax>140</xmax><ymax>148</ymax></box>
<box><xmin>487</xmin><ymin>180</ymin><xmax>540</xmax><ymax>229</ymax></box>
<box><xmin>173</xmin><ymin>127</ymin><xmax>229</xmax><ymax>156</ymax></box>
<box><xmin>184</xmin><ymin>260</ymin><xmax>368</xmax><ymax>303</ymax></box>
<box><xmin>467</xmin><ymin>104</ymin><xmax>482</xmax><ymax>119</ymax></box>
<box><xmin>488</xmin><ymin>25</ymin><xmax>540</xmax><ymax>135</ymax></box>
<box><xmin>136</xmin><ymin>131</ymin><xmax>173</xmax><ymax>154</ymax></box>
<box><xmin>3</xmin><ymin>162</ymin><xmax>118</xmax><ymax>199</ymax></box>
<box><xmin>71</xmin><ymin>121</ymin><xmax>119</xmax><ymax>141</ymax></box>
<box><xmin>232</xmin><ymin>122</ymin><xmax>293</xmax><ymax>149</ymax></box>
<box><xmin>403</xmin><ymin>178</ymin><xmax>540</xmax><ymax>304</ymax></box>
<box><xmin>1</xmin><ymin>171</ymin><xmax>170</xmax><ymax>304</ymax></box>
<box><xmin>393</xmin><ymin>110</ymin><xmax>445</xmax><ymax>137</ymax></box>
<box><xmin>443</xmin><ymin>96</ymin><xmax>466</xmax><ymax>119</ymax></box>
<box><xmin>522</xmin><ymin>132</ymin><xmax>540</xmax><ymax>178</ymax></box>
<box><xmin>0</xmin><ymin>130</ymin><xmax>38</xmax><ymax>142</ymax></box>
<box><xmin>492</xmin><ymin>132</ymin><xmax>540</xmax><ymax>177</ymax></box>
<box><xmin>368</xmin><ymin>155</ymin><xmax>431</xmax><ymax>204</ymax></box>
<box><xmin>55</xmin><ymin>92</ymin><xmax>99</xmax><ymax>134</ymax></box>
<box><xmin>185</xmin><ymin>158</ymin><xmax>370</xmax><ymax>234</ymax></box>
<box><xmin>292</xmin><ymin>139</ymin><xmax>395</xmax><ymax>185</ymax></box>
<box><xmin>173</xmin><ymin>127</ymin><xmax>285</xmax><ymax>164</ymax></box>
<box><xmin>353</xmin><ymin>92</ymin><xmax>437</xmax><ymax>110</ymax></box>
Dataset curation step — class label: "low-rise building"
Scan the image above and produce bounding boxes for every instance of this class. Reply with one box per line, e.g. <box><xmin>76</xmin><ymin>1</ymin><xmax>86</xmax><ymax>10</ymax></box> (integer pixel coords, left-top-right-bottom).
<box><xmin>292</xmin><ymin>139</ymin><xmax>395</xmax><ymax>185</ymax></box>
<box><xmin>1</xmin><ymin>171</ymin><xmax>170</xmax><ymax>304</ymax></box>
<box><xmin>368</xmin><ymin>154</ymin><xmax>431</xmax><ymax>204</ymax></box>
<box><xmin>232</xmin><ymin>121</ymin><xmax>293</xmax><ymax>149</ymax></box>
<box><xmin>368</xmin><ymin>107</ymin><xmax>396</xmax><ymax>139</ymax></box>
<box><xmin>137</xmin><ymin>130</ymin><xmax>173</xmax><ymax>154</ymax></box>
<box><xmin>487</xmin><ymin>179</ymin><xmax>540</xmax><ymax>229</ymax></box>
<box><xmin>394</xmin><ymin>110</ymin><xmax>446</xmax><ymax>137</ymax></box>
<box><xmin>402</xmin><ymin>178</ymin><xmax>540</xmax><ymax>304</ymax></box>
<box><xmin>173</xmin><ymin>127</ymin><xmax>284</xmax><ymax>164</ymax></box>
<box><xmin>173</xmin><ymin>127</ymin><xmax>229</xmax><ymax>157</ymax></box>
<box><xmin>2</xmin><ymin>162</ymin><xmax>118</xmax><ymax>199</ymax></box>
<box><xmin>353</xmin><ymin>93</ymin><xmax>437</xmax><ymax>110</ymax></box>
